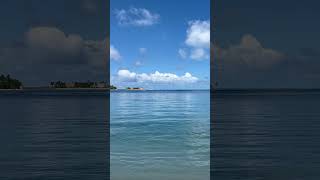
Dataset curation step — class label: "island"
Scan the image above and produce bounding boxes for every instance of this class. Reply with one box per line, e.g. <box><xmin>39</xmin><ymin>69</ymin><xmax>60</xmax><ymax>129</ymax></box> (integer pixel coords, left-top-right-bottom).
<box><xmin>126</xmin><ymin>87</ymin><xmax>144</xmax><ymax>91</ymax></box>
<box><xmin>49</xmin><ymin>81</ymin><xmax>117</xmax><ymax>90</ymax></box>
<box><xmin>0</xmin><ymin>75</ymin><xmax>119</xmax><ymax>90</ymax></box>
<box><xmin>0</xmin><ymin>74</ymin><xmax>23</xmax><ymax>89</ymax></box>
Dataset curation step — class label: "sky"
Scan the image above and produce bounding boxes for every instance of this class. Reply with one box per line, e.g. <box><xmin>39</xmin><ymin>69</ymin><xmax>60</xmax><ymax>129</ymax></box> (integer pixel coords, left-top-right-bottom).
<box><xmin>0</xmin><ymin>0</ymin><xmax>108</xmax><ymax>86</ymax></box>
<box><xmin>110</xmin><ymin>0</ymin><xmax>210</xmax><ymax>90</ymax></box>
<box><xmin>213</xmin><ymin>0</ymin><xmax>320</xmax><ymax>88</ymax></box>
<box><xmin>2</xmin><ymin>0</ymin><xmax>320</xmax><ymax>89</ymax></box>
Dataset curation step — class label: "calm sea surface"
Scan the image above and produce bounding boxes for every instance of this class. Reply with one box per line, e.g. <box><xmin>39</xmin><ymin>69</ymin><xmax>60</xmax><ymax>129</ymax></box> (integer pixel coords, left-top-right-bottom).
<box><xmin>2</xmin><ymin>89</ymin><xmax>319</xmax><ymax>179</ymax></box>
<box><xmin>212</xmin><ymin>90</ymin><xmax>320</xmax><ymax>180</ymax></box>
<box><xmin>0</xmin><ymin>90</ymin><xmax>108</xmax><ymax>179</ymax></box>
<box><xmin>111</xmin><ymin>90</ymin><xmax>210</xmax><ymax>180</ymax></box>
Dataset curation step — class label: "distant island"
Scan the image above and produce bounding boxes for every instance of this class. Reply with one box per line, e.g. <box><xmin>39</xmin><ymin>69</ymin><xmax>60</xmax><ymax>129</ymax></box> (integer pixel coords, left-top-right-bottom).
<box><xmin>0</xmin><ymin>74</ymin><xmax>23</xmax><ymax>89</ymax></box>
<box><xmin>126</xmin><ymin>87</ymin><xmax>144</xmax><ymax>90</ymax></box>
<box><xmin>49</xmin><ymin>81</ymin><xmax>117</xmax><ymax>89</ymax></box>
<box><xmin>0</xmin><ymin>74</ymin><xmax>147</xmax><ymax>91</ymax></box>
<box><xmin>0</xmin><ymin>74</ymin><xmax>118</xmax><ymax>90</ymax></box>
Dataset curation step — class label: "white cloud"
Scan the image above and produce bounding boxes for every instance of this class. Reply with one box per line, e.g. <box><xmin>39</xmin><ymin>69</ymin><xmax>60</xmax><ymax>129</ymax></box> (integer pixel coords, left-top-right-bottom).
<box><xmin>115</xmin><ymin>8</ymin><xmax>160</xmax><ymax>26</ymax></box>
<box><xmin>116</xmin><ymin>69</ymin><xmax>198</xmax><ymax>83</ymax></box>
<box><xmin>139</xmin><ymin>47</ymin><xmax>147</xmax><ymax>54</ymax></box>
<box><xmin>110</xmin><ymin>45</ymin><xmax>121</xmax><ymax>60</ymax></box>
<box><xmin>117</xmin><ymin>69</ymin><xmax>137</xmax><ymax>81</ymax></box>
<box><xmin>190</xmin><ymin>48</ymin><xmax>209</xmax><ymax>60</ymax></box>
<box><xmin>179</xmin><ymin>20</ymin><xmax>210</xmax><ymax>60</ymax></box>
<box><xmin>185</xmin><ymin>20</ymin><xmax>210</xmax><ymax>48</ymax></box>
<box><xmin>178</xmin><ymin>48</ymin><xmax>187</xmax><ymax>59</ymax></box>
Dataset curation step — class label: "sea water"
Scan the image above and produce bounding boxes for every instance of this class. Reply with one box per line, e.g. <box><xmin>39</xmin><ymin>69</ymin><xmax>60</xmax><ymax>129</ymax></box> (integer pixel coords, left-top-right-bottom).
<box><xmin>0</xmin><ymin>90</ymin><xmax>108</xmax><ymax>179</ymax></box>
<box><xmin>111</xmin><ymin>90</ymin><xmax>210</xmax><ymax>180</ymax></box>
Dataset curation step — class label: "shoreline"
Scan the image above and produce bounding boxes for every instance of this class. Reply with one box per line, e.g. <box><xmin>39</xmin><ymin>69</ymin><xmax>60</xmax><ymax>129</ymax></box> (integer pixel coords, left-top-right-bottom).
<box><xmin>0</xmin><ymin>88</ymin><xmax>111</xmax><ymax>92</ymax></box>
<box><xmin>2</xmin><ymin>88</ymin><xmax>320</xmax><ymax>92</ymax></box>
<box><xmin>0</xmin><ymin>88</ymin><xmax>210</xmax><ymax>92</ymax></box>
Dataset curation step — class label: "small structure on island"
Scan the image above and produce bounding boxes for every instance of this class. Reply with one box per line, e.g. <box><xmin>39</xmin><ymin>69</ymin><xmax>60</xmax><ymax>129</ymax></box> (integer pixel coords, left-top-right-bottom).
<box><xmin>126</xmin><ymin>87</ymin><xmax>144</xmax><ymax>91</ymax></box>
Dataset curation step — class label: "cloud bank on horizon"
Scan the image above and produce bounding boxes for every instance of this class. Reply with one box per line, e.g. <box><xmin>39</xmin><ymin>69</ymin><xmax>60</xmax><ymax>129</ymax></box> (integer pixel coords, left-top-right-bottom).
<box><xmin>116</xmin><ymin>69</ymin><xmax>198</xmax><ymax>83</ymax></box>
<box><xmin>112</xmin><ymin>70</ymin><xmax>202</xmax><ymax>90</ymax></box>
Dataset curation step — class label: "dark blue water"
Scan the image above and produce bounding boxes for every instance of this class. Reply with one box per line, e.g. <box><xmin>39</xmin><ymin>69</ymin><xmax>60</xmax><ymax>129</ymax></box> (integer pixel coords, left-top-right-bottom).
<box><xmin>3</xmin><ymin>89</ymin><xmax>319</xmax><ymax>179</ymax></box>
<box><xmin>212</xmin><ymin>90</ymin><xmax>320</xmax><ymax>180</ymax></box>
<box><xmin>111</xmin><ymin>90</ymin><xmax>210</xmax><ymax>180</ymax></box>
<box><xmin>0</xmin><ymin>90</ymin><xmax>108</xmax><ymax>179</ymax></box>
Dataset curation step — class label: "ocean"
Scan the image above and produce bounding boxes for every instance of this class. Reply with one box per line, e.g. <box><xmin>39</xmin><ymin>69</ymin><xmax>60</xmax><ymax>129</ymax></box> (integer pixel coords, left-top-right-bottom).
<box><xmin>2</xmin><ymin>89</ymin><xmax>319</xmax><ymax>180</ymax></box>
<box><xmin>111</xmin><ymin>90</ymin><xmax>210</xmax><ymax>180</ymax></box>
<box><xmin>212</xmin><ymin>90</ymin><xmax>320</xmax><ymax>180</ymax></box>
<box><xmin>0</xmin><ymin>90</ymin><xmax>108</xmax><ymax>179</ymax></box>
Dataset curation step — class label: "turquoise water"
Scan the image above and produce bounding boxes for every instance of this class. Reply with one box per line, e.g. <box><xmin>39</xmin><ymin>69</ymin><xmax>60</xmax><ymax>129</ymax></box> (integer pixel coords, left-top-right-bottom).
<box><xmin>111</xmin><ymin>90</ymin><xmax>210</xmax><ymax>180</ymax></box>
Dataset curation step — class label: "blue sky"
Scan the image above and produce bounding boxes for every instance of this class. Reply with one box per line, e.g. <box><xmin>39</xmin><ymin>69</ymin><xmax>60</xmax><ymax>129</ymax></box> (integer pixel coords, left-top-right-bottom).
<box><xmin>110</xmin><ymin>0</ymin><xmax>210</xmax><ymax>90</ymax></box>
<box><xmin>2</xmin><ymin>0</ymin><xmax>320</xmax><ymax>89</ymax></box>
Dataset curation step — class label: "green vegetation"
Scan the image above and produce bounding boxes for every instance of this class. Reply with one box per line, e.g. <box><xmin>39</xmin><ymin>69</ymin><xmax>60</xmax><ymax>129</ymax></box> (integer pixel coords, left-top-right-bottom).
<box><xmin>73</xmin><ymin>82</ymin><xmax>97</xmax><ymax>88</ymax></box>
<box><xmin>0</xmin><ymin>74</ymin><xmax>23</xmax><ymax>89</ymax></box>
<box><xmin>50</xmin><ymin>81</ymin><xmax>117</xmax><ymax>89</ymax></box>
<box><xmin>50</xmin><ymin>81</ymin><xmax>66</xmax><ymax>88</ymax></box>
<box><xmin>109</xmin><ymin>85</ymin><xmax>117</xmax><ymax>89</ymax></box>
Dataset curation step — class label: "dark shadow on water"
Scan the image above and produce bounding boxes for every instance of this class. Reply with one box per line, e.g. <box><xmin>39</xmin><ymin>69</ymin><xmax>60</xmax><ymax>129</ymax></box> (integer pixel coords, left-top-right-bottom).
<box><xmin>211</xmin><ymin>90</ymin><xmax>320</xmax><ymax>180</ymax></box>
<box><xmin>0</xmin><ymin>91</ymin><xmax>110</xmax><ymax>179</ymax></box>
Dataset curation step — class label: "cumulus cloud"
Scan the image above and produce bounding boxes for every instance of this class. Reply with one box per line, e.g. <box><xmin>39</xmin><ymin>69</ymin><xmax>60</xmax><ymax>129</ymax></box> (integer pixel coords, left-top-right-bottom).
<box><xmin>186</xmin><ymin>20</ymin><xmax>210</xmax><ymax>48</ymax></box>
<box><xmin>117</xmin><ymin>69</ymin><xmax>137</xmax><ymax>82</ymax></box>
<box><xmin>24</xmin><ymin>27</ymin><xmax>84</xmax><ymax>64</ymax></box>
<box><xmin>179</xmin><ymin>20</ymin><xmax>210</xmax><ymax>60</ymax></box>
<box><xmin>115</xmin><ymin>7</ymin><xmax>160</xmax><ymax>26</ymax></box>
<box><xmin>190</xmin><ymin>48</ymin><xmax>209</xmax><ymax>60</ymax></box>
<box><xmin>115</xmin><ymin>69</ymin><xmax>198</xmax><ymax>83</ymax></box>
<box><xmin>110</xmin><ymin>45</ymin><xmax>121</xmax><ymax>60</ymax></box>
<box><xmin>212</xmin><ymin>34</ymin><xmax>297</xmax><ymax>88</ymax></box>
<box><xmin>0</xmin><ymin>26</ymin><xmax>108</xmax><ymax>85</ymax></box>
<box><xmin>216</xmin><ymin>34</ymin><xmax>285</xmax><ymax>68</ymax></box>
<box><xmin>23</xmin><ymin>27</ymin><xmax>107</xmax><ymax>66</ymax></box>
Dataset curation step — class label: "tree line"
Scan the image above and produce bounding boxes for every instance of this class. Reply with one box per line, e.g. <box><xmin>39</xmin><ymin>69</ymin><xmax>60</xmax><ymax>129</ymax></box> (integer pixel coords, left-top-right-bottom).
<box><xmin>0</xmin><ymin>74</ymin><xmax>23</xmax><ymax>89</ymax></box>
<box><xmin>50</xmin><ymin>81</ymin><xmax>117</xmax><ymax>89</ymax></box>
